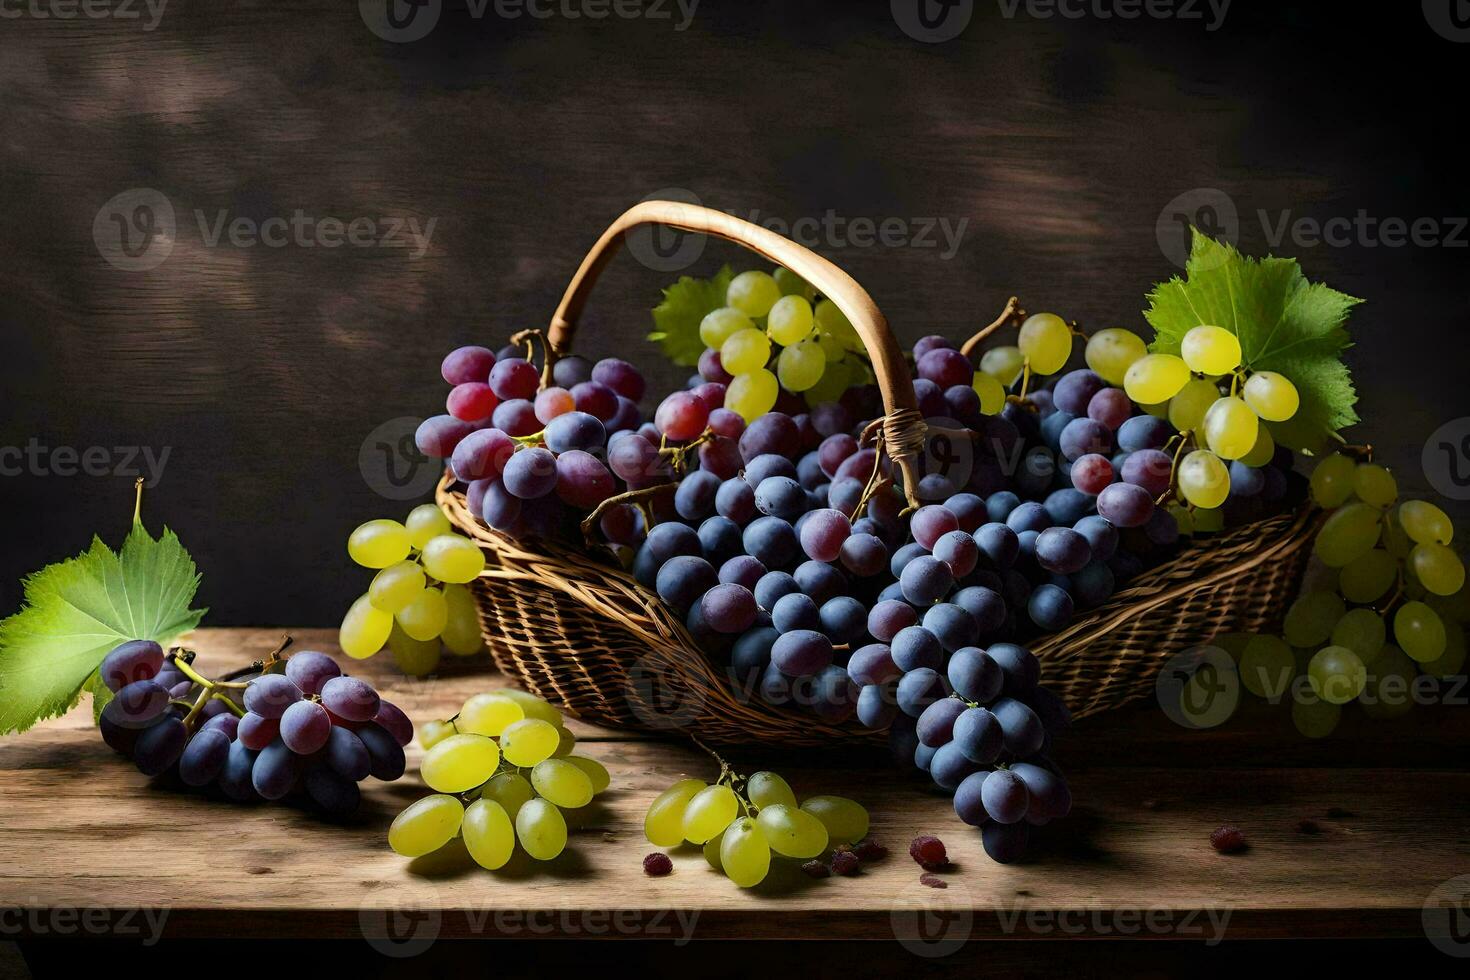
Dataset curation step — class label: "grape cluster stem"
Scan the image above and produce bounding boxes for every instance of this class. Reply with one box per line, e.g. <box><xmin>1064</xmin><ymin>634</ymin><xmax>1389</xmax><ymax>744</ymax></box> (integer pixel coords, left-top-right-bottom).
<box><xmin>164</xmin><ymin>635</ymin><xmax>292</xmax><ymax>732</ymax></box>
<box><xmin>958</xmin><ymin>296</ymin><xmax>1027</xmax><ymax>360</ymax></box>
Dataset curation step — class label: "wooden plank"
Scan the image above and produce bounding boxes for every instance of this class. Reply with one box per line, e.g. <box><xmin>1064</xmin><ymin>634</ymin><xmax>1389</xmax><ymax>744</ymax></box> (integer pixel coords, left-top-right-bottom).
<box><xmin>1</xmin><ymin>630</ymin><xmax>1467</xmax><ymax>941</ymax></box>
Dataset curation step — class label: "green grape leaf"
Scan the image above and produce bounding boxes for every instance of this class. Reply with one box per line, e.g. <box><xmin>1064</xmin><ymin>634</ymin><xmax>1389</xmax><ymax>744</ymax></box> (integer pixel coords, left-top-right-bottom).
<box><xmin>648</xmin><ymin>264</ymin><xmax>734</xmax><ymax>368</ymax></box>
<box><xmin>0</xmin><ymin>522</ymin><xmax>206</xmax><ymax>734</ymax></box>
<box><xmin>1144</xmin><ymin>229</ymin><xmax>1362</xmax><ymax>451</ymax></box>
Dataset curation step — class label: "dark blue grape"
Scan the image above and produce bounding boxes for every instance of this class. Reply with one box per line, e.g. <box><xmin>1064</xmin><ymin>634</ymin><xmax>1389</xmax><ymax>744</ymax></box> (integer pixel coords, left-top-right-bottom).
<box><xmin>951</xmin><ymin>586</ymin><xmax>1006</xmax><ymax>635</ymax></box>
<box><xmin>1071</xmin><ymin>562</ymin><xmax>1116</xmax><ymax>609</ymax></box>
<box><xmin>811</xmin><ymin>664</ymin><xmax>858</xmax><ymax>723</ymax></box>
<box><xmin>217</xmin><ymin>740</ymin><xmax>260</xmax><ymax>801</ymax></box>
<box><xmin>858</xmin><ymin>682</ymin><xmax>899</xmax><ymax>729</ymax></box>
<box><xmin>819</xmin><ymin>596</ymin><xmax>868</xmax><ymax>644</ymax></box>
<box><xmin>1006</xmin><ymin>501</ymin><xmax>1051</xmax><ymax>534</ymax></box>
<box><xmin>982</xmin><ymin>821</ymin><xmax>1030</xmax><ymax>863</ymax></box>
<box><xmin>1027</xmin><ymin>583</ymin><xmax>1075</xmax><ymax>630</ymax></box>
<box><xmin>1043</xmin><ymin>488</ymin><xmax>1093</xmax><ymax>526</ymax></box>
<box><xmin>743</xmin><ymin>453</ymin><xmax>798</xmax><ymax>487</ymax></box>
<box><xmin>358</xmin><ymin>722</ymin><xmax>406</xmax><ymax>781</ymax></box>
<box><xmin>732</xmin><ymin>627</ymin><xmax>778</xmax><ymax>685</ymax></box>
<box><xmin>178</xmin><ymin>728</ymin><xmax>231</xmax><ymax>786</ymax></box>
<box><xmin>991</xmin><ymin>697</ymin><xmax>1045</xmax><ymax>757</ymax></box>
<box><xmin>974</xmin><ymin>523</ymin><xmax>1019</xmax><ymax>570</ymax></box>
<box><xmin>794</xmin><ymin>560</ymin><xmax>846</xmax><ymax>605</ymax></box>
<box><xmin>890</xmin><ymin>541</ymin><xmax>929</xmax><ymax>579</ymax></box>
<box><xmin>759</xmin><ymin>662</ymin><xmax>793</xmax><ymax>706</ymax></box>
<box><xmin>891</xmin><ymin>626</ymin><xmax>943</xmax><ymax>672</ymax></box>
<box><xmin>947</xmin><ymin>648</ymin><xmax>1003</xmax><ymax>704</ymax></box>
<box><xmin>896</xmin><ymin>667</ymin><xmax>947</xmax><ymax>717</ymax></box>
<box><xmin>104</xmin><ymin>679</ymin><xmax>171</xmax><ymax>728</ymax></box>
<box><xmin>133</xmin><ymin>716</ymin><xmax>187</xmax><ymax>776</ymax></box>
<box><xmin>1073</xmin><ymin>514</ymin><xmax>1119</xmax><ymax>562</ymax></box>
<box><xmin>304</xmin><ymin>768</ymin><xmax>361</xmax><ymax>816</ymax></box>
<box><xmin>251</xmin><ymin>739</ymin><xmax>299</xmax><ymax>800</ymax></box>
<box><xmin>840</xmin><ymin>533</ymin><xmax>889</xmax><ymax>577</ymax></box>
<box><xmin>754</xmin><ymin>476</ymin><xmax>807</xmax><ymax>521</ymax></box>
<box><xmin>324</xmin><ymin>725</ymin><xmax>371</xmax><ymax>781</ymax></box>
<box><xmin>743</xmin><ymin>516</ymin><xmax>799</xmax><ymax>568</ymax></box>
<box><xmin>1034</xmin><ymin>527</ymin><xmax>1092</xmax><ymax>575</ymax></box>
<box><xmin>1117</xmin><ymin>414</ymin><xmax>1172</xmax><ymax>451</ymax></box>
<box><xmin>987</xmin><ymin>643</ymin><xmax>1040</xmax><ymax>696</ymax></box>
<box><xmin>929</xmin><ymin>741</ymin><xmax>981</xmax><ymax>790</ymax></box>
<box><xmin>952</xmin><ymin>706</ymin><xmax>1003</xmax><ymax>763</ymax></box>
<box><xmin>716</xmin><ymin>478</ymin><xmax>758</xmax><ymax>524</ymax></box>
<box><xmin>954</xmin><ymin>771</ymin><xmax>989</xmax><ymax>826</ymax></box>
<box><xmin>321</xmin><ymin>676</ymin><xmax>380</xmax><ymax>723</ymax></box>
<box><xmin>848</xmin><ymin>643</ymin><xmax>901</xmax><ymax>686</ymax></box>
<box><xmin>771</xmin><ymin>630</ymin><xmax>834</xmax><ymax>677</ymax></box>
<box><xmin>981</xmin><ymin>769</ymin><xmax>1030</xmax><ymax>824</ymax></box>
<box><xmin>100</xmin><ymin>640</ymin><xmax>163</xmax><ymax>692</ymax></box>
<box><xmin>900</xmin><ymin>556</ymin><xmax>954</xmax><ymax>606</ymax></box>
<box><xmin>923</xmin><ymin>603</ymin><xmax>978</xmax><ymax>652</ymax></box>
<box><xmin>772</xmin><ymin>593</ymin><xmax>820</xmax><ymax>634</ymax></box>
<box><xmin>647</xmin><ymin>522</ymin><xmax>702</xmax><ymax>562</ymax></box>
<box><xmin>544</xmin><ymin>411</ymin><xmax>606</xmax><ymax>454</ymax></box>
<box><xmin>754</xmin><ymin>570</ymin><xmax>800</xmax><ymax>610</ymax></box>
<box><xmin>1040</xmin><ymin>410</ymin><xmax>1076</xmax><ymax>452</ymax></box>
<box><xmin>867</xmin><ymin>599</ymin><xmax>918</xmax><ymax>643</ymax></box>
<box><xmin>916</xmin><ymin>697</ymin><xmax>966</xmax><ymax>747</ymax></box>
<box><xmin>697</xmin><ymin>516</ymin><xmax>744</xmax><ymax>565</ymax></box>
<box><xmin>1010</xmin><ymin>762</ymin><xmax>1072</xmax><ymax>819</ymax></box>
<box><xmin>676</xmin><ymin>470</ymin><xmax>721</xmax><ymax>521</ymax></box>
<box><xmin>655</xmin><ymin>555</ymin><xmax>718</xmax><ymax>614</ymax></box>
<box><xmin>877</xmin><ymin>581</ymin><xmax>907</xmax><ymax>603</ymax></box>
<box><xmin>985</xmin><ymin>491</ymin><xmax>1021</xmax><ymax>523</ymax></box>
<box><xmin>944</xmin><ymin>493</ymin><xmax>987</xmax><ymax>533</ymax></box>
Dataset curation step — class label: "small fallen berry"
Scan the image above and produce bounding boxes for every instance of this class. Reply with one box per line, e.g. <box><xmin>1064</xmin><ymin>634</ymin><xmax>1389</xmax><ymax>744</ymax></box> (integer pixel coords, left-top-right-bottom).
<box><xmin>854</xmin><ymin>840</ymin><xmax>889</xmax><ymax>861</ymax></box>
<box><xmin>831</xmin><ymin>850</ymin><xmax>861</xmax><ymax>876</ymax></box>
<box><xmin>800</xmin><ymin>859</ymin><xmax>831</xmax><ymax>879</ymax></box>
<box><xmin>920</xmin><ymin>873</ymin><xmax>947</xmax><ymax>889</ymax></box>
<box><xmin>909</xmin><ymin>835</ymin><xmax>948</xmax><ymax>871</ymax></box>
<box><xmin>1210</xmin><ymin>826</ymin><xmax>1247</xmax><ymax>854</ymax></box>
<box><xmin>643</xmin><ymin>852</ymin><xmax>673</xmax><ymax>876</ymax></box>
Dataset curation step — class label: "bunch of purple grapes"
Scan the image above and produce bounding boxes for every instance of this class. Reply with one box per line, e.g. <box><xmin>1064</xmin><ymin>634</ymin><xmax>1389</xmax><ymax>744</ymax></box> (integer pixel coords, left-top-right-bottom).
<box><xmin>97</xmin><ymin>641</ymin><xmax>410</xmax><ymax>815</ymax></box>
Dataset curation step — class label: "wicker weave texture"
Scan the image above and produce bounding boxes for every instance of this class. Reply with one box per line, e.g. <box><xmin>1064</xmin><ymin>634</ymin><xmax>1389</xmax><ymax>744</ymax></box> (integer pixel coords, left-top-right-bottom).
<box><xmin>440</xmin><ymin>476</ymin><xmax>1319</xmax><ymax>746</ymax></box>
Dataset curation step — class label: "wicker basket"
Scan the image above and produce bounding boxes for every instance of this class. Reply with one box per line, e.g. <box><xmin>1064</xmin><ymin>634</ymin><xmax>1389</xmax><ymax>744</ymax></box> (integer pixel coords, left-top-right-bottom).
<box><xmin>439</xmin><ymin>201</ymin><xmax>1320</xmax><ymax>745</ymax></box>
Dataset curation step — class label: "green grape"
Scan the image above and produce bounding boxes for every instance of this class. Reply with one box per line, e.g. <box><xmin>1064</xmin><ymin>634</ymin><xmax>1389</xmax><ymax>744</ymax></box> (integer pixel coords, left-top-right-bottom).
<box><xmin>700</xmin><ymin>307</ymin><xmax>755</xmax><ymax>349</ymax></box>
<box><xmin>746</xmin><ymin>771</ymin><xmax>797</xmax><ymax>810</ymax></box>
<box><xmin>1400</xmin><ymin>500</ymin><xmax>1454</xmax><ymax>546</ymax></box>
<box><xmin>497</xmin><ymin>689</ymin><xmax>563</xmax><ymax>724</ymax></box>
<box><xmin>703</xmin><ymin>831</ymin><xmax>725</xmax><ymax>872</ymax></box>
<box><xmin>1241</xmin><ymin>371</ymin><xmax>1299</xmax><ymax>422</ymax></box>
<box><xmin>1314</xmin><ymin>502</ymin><xmax>1384</xmax><ymax>568</ymax></box>
<box><xmin>681</xmin><ymin>784</ymin><xmax>739</xmax><ymax>844</ymax></box>
<box><xmin>388</xmin><ymin>794</ymin><xmax>465</xmax><ymax>857</ymax></box>
<box><xmin>461</xmin><ymin>799</ymin><xmax>515</xmax><ymax>870</ymax></box>
<box><xmin>499</xmin><ymin>718</ymin><xmax>560</xmax><ymax>767</ymax></box>
<box><xmin>971</xmin><ymin>371</ymin><xmax>1006</xmax><ymax>415</ymax></box>
<box><xmin>531</xmin><ymin>759</ymin><xmax>594</xmax><ymax>809</ymax></box>
<box><xmin>1309</xmin><ymin>453</ymin><xmax>1357</xmax><ymax>508</ymax></box>
<box><xmin>1202</xmin><ymin>396</ymin><xmax>1259</xmax><ymax>460</ymax></box>
<box><xmin>1381</xmin><ymin>506</ymin><xmax>1414</xmax><ymax>559</ymax></box>
<box><xmin>726</xmin><ymin>369</ymin><xmax>779</xmax><ymax>422</ymax></box>
<box><xmin>1017</xmin><ymin>313</ymin><xmax>1072</xmax><ymax>375</ymax></box>
<box><xmin>719</xmin><ymin>817</ymin><xmax>771</xmax><ymax>888</ymax></box>
<box><xmin>421</xmin><ymin>733</ymin><xmax>499</xmax><ymax>793</ymax></box>
<box><xmin>1169</xmin><ymin>504</ymin><xmax>1196</xmax><ymax>536</ymax></box>
<box><xmin>397</xmin><ymin>587</ymin><xmax>448</xmax><ymax>641</ymax></box>
<box><xmin>803</xmin><ymin>358</ymin><xmax>850</xmax><ymax>406</ymax></box>
<box><xmin>419</xmin><ymin>719</ymin><xmax>456</xmax><ymax>749</ymax></box>
<box><xmin>1140</xmin><ymin>399</ymin><xmax>1171</xmax><ymax>420</ymax></box>
<box><xmin>1361</xmin><ymin>645</ymin><xmax>1416</xmax><ymax>720</ymax></box>
<box><xmin>767</xmin><ymin>295</ymin><xmax>815</xmax><ymax>346</ymax></box>
<box><xmin>566</xmin><ymin>756</ymin><xmax>611</xmax><ymax>795</ymax></box>
<box><xmin>1124</xmin><ymin>353</ymin><xmax>1190</xmax><ymax>405</ymax></box>
<box><xmin>515</xmin><ymin>798</ymin><xmax>567</xmax><ymax>861</ymax></box>
<box><xmin>348</xmin><ymin>519</ymin><xmax>412</xmax><ymax>569</ymax></box>
<box><xmin>1292</xmin><ymin>697</ymin><xmax>1341</xmax><ymax>738</ymax></box>
<box><xmin>980</xmin><ymin>346</ymin><xmax>1024</xmax><ymax>386</ymax></box>
<box><xmin>405</xmin><ymin>503</ymin><xmax>452</xmax><ymax>550</ymax></box>
<box><xmin>458</xmin><ymin>692</ymin><xmax>524</xmax><ymax>737</ymax></box>
<box><xmin>440</xmin><ymin>583</ymin><xmax>484</xmax><ymax>656</ymax></box>
<box><xmin>1239</xmin><ymin>634</ymin><xmax>1294</xmax><ymax>698</ymax></box>
<box><xmin>1177</xmin><ymin>450</ymin><xmax>1231</xmax><ymax>509</ymax></box>
<box><xmin>755</xmin><ymin>804</ymin><xmax>829</xmax><ymax>859</ymax></box>
<box><xmin>482</xmin><ymin>771</ymin><xmax>535</xmax><ymax>820</ymax></box>
<box><xmin>1283</xmin><ymin>591</ymin><xmax>1347</xmax><ymax>647</ymax></box>
<box><xmin>340</xmin><ymin>593</ymin><xmax>393</xmax><ymax>659</ymax></box>
<box><xmin>1410</xmin><ymin>543</ymin><xmax>1466</xmax><ymax>597</ymax></box>
<box><xmin>1421</xmin><ymin>620</ymin><xmax>1466</xmax><ymax>678</ymax></box>
<box><xmin>645</xmin><ymin>779</ymin><xmax>706</xmax><ymax>847</ymax></box>
<box><xmin>1168</xmin><ymin>377</ymin><xmax>1220</xmax><ymax>433</ymax></box>
<box><xmin>421</xmin><ymin>535</ymin><xmax>486</xmax><ymax>584</ymax></box>
<box><xmin>1395</xmin><ymin>601</ymin><xmax>1447</xmax><ymax>662</ymax></box>
<box><xmin>370</xmin><ymin>560</ymin><xmax>427</xmax><ymax>614</ymax></box>
<box><xmin>1353</xmin><ymin>464</ymin><xmax>1398</xmax><ymax>508</ymax></box>
<box><xmin>1180</xmin><ymin>325</ymin><xmax>1242</xmax><ymax>375</ymax></box>
<box><xmin>388</xmin><ymin>623</ymin><xmax>441</xmax><ymax>676</ymax></box>
<box><xmin>773</xmin><ymin>266</ymin><xmax>815</xmax><ymax>299</ymax></box>
<box><xmin>816</xmin><ymin>331</ymin><xmax>846</xmax><ymax>362</ymax></box>
<box><xmin>814</xmin><ymin>299</ymin><xmax>859</xmax><ymax>348</ymax></box>
<box><xmin>1331</xmin><ymin>608</ymin><xmax>1386</xmax><ymax>662</ymax></box>
<box><xmin>721</xmin><ymin>327</ymin><xmax>773</xmax><ymax>375</ymax></box>
<box><xmin>1192</xmin><ymin>507</ymin><xmax>1225</xmax><ymax>533</ymax></box>
<box><xmin>1083</xmin><ymin>327</ymin><xmax>1147</xmax><ymax>385</ymax></box>
<box><xmin>799</xmin><ymin>795</ymin><xmax>869</xmax><ymax>844</ymax></box>
<box><xmin>727</xmin><ymin>270</ymin><xmax>782</xmax><ymax>317</ymax></box>
<box><xmin>1212</xmin><ymin>631</ymin><xmax>1253</xmax><ymax>662</ymax></box>
<box><xmin>552</xmin><ymin>726</ymin><xmax>576</xmax><ymax>757</ymax></box>
<box><xmin>777</xmin><ymin>341</ymin><xmax>826</xmax><ymax>392</ymax></box>
<box><xmin>1339</xmin><ymin>549</ymin><xmax>1398</xmax><ymax>604</ymax></box>
<box><xmin>1241</xmin><ymin>424</ymin><xmax>1276</xmax><ymax>468</ymax></box>
<box><xmin>1308</xmin><ymin>646</ymin><xmax>1367</xmax><ymax>704</ymax></box>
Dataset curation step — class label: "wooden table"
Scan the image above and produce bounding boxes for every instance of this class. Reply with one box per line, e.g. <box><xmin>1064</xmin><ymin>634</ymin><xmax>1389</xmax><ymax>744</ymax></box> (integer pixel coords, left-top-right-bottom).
<box><xmin>3</xmin><ymin>629</ymin><xmax>1468</xmax><ymax>953</ymax></box>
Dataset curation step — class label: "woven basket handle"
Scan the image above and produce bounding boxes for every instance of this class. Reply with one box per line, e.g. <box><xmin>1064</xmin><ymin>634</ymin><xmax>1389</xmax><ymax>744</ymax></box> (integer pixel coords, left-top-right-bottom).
<box><xmin>547</xmin><ymin>199</ymin><xmax>925</xmax><ymax>508</ymax></box>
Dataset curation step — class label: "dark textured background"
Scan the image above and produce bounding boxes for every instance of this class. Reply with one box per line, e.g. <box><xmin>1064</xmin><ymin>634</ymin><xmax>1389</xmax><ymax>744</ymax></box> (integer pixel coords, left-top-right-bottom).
<box><xmin>1</xmin><ymin>0</ymin><xmax>1466</xmax><ymax>625</ymax></box>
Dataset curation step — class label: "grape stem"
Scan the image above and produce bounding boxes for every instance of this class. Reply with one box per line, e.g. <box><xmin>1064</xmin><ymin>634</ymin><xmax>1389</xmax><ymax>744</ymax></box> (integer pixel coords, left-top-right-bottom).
<box><xmin>850</xmin><ymin>421</ymin><xmax>898</xmax><ymax>520</ymax></box>
<box><xmin>1159</xmin><ymin>430</ymin><xmax>1197</xmax><ymax>506</ymax></box>
<box><xmin>958</xmin><ymin>296</ymin><xmax>1027</xmax><ymax>360</ymax></box>
<box><xmin>693</xmin><ymin>734</ymin><xmax>756</xmax><ymax>818</ymax></box>
<box><xmin>579</xmin><ymin>483</ymin><xmax>677</xmax><ymax>545</ymax></box>
<box><xmin>163</xmin><ymin>635</ymin><xmax>293</xmax><ymax>732</ymax></box>
<box><xmin>658</xmin><ymin>427</ymin><xmax>716</xmax><ymax>476</ymax></box>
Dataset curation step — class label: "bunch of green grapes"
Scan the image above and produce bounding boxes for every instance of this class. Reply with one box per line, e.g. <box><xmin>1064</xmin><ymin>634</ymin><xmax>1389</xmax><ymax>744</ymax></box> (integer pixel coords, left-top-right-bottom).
<box><xmin>1225</xmin><ymin>453</ymin><xmax>1467</xmax><ymax>737</ymax></box>
<box><xmin>700</xmin><ymin>268</ymin><xmax>872</xmax><ymax>422</ymax></box>
<box><xmin>1121</xmin><ymin>324</ymin><xmax>1299</xmax><ymax>509</ymax></box>
<box><xmin>644</xmin><ymin>767</ymin><xmax>870</xmax><ymax>887</ymax></box>
<box><xmin>388</xmin><ymin>689</ymin><xmax>610</xmax><ymax>868</ymax></box>
<box><xmin>339</xmin><ymin>504</ymin><xmax>486</xmax><ymax>675</ymax></box>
